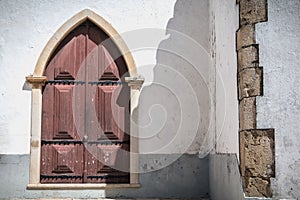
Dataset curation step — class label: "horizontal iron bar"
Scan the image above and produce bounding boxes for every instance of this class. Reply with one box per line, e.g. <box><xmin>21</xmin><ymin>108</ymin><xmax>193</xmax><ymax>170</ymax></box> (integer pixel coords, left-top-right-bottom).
<box><xmin>45</xmin><ymin>80</ymin><xmax>127</xmax><ymax>85</ymax></box>
<box><xmin>41</xmin><ymin>140</ymin><xmax>129</xmax><ymax>145</ymax></box>
<box><xmin>87</xmin><ymin>175</ymin><xmax>129</xmax><ymax>179</ymax></box>
<box><xmin>88</xmin><ymin>81</ymin><xmax>123</xmax><ymax>85</ymax></box>
<box><xmin>41</xmin><ymin>140</ymin><xmax>82</xmax><ymax>145</ymax></box>
<box><xmin>87</xmin><ymin>140</ymin><xmax>129</xmax><ymax>145</ymax></box>
<box><xmin>46</xmin><ymin>80</ymin><xmax>85</xmax><ymax>85</ymax></box>
<box><xmin>40</xmin><ymin>175</ymin><xmax>83</xmax><ymax>179</ymax></box>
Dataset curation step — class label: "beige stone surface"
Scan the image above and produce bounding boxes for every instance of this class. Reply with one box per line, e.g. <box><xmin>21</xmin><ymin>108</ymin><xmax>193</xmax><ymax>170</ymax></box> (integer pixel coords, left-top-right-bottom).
<box><xmin>236</xmin><ymin>25</ymin><xmax>255</xmax><ymax>50</ymax></box>
<box><xmin>29</xmin><ymin>88</ymin><xmax>43</xmax><ymax>184</ymax></box>
<box><xmin>239</xmin><ymin>0</ymin><xmax>268</xmax><ymax>25</ymax></box>
<box><xmin>238</xmin><ymin>44</ymin><xmax>259</xmax><ymax>72</ymax></box>
<box><xmin>245</xmin><ymin>177</ymin><xmax>272</xmax><ymax>197</ymax></box>
<box><xmin>237</xmin><ymin>0</ymin><xmax>276</xmax><ymax>198</ymax></box>
<box><xmin>239</xmin><ymin>97</ymin><xmax>256</xmax><ymax>130</ymax></box>
<box><xmin>240</xmin><ymin>129</ymin><xmax>275</xmax><ymax>197</ymax></box>
<box><xmin>238</xmin><ymin>67</ymin><xmax>263</xmax><ymax>99</ymax></box>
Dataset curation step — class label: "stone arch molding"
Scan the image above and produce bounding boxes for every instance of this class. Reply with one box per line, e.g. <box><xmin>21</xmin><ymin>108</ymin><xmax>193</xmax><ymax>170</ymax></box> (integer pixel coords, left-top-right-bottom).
<box><xmin>26</xmin><ymin>9</ymin><xmax>143</xmax><ymax>189</ymax></box>
<box><xmin>33</xmin><ymin>9</ymin><xmax>137</xmax><ymax>77</ymax></box>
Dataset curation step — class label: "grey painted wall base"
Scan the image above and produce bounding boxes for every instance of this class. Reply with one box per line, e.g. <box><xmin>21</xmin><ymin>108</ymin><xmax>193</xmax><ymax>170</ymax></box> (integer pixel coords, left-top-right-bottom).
<box><xmin>0</xmin><ymin>154</ymin><xmax>209</xmax><ymax>199</ymax></box>
<box><xmin>209</xmin><ymin>154</ymin><xmax>280</xmax><ymax>200</ymax></box>
<box><xmin>209</xmin><ymin>153</ymin><xmax>245</xmax><ymax>200</ymax></box>
<box><xmin>3</xmin><ymin>153</ymin><xmax>270</xmax><ymax>199</ymax></box>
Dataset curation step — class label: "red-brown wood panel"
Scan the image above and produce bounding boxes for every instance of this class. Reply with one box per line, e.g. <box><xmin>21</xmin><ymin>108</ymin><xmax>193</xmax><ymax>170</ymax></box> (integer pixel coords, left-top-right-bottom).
<box><xmin>85</xmin><ymin>35</ymin><xmax>100</xmax><ymax>142</ymax></box>
<box><xmin>85</xmin><ymin>25</ymin><xmax>129</xmax><ymax>183</ymax></box>
<box><xmin>41</xmin><ymin>24</ymin><xmax>87</xmax><ymax>183</ymax></box>
<box><xmin>45</xmin><ymin>27</ymin><xmax>87</xmax><ymax>80</ymax></box>
<box><xmin>42</xmin><ymin>85</ymin><xmax>54</xmax><ymax>141</ymax></box>
<box><xmin>41</xmin><ymin>20</ymin><xmax>130</xmax><ymax>184</ymax></box>
<box><xmin>86</xmin><ymin>144</ymin><xmax>129</xmax><ymax>183</ymax></box>
<box><xmin>42</xmin><ymin>84</ymin><xmax>85</xmax><ymax>141</ymax></box>
<box><xmin>42</xmin><ymin>27</ymin><xmax>87</xmax><ymax>141</ymax></box>
<box><xmin>53</xmin><ymin>85</ymin><xmax>75</xmax><ymax>139</ymax></box>
<box><xmin>97</xmin><ymin>85</ymin><xmax>125</xmax><ymax>140</ymax></box>
<box><xmin>41</xmin><ymin>143</ymin><xmax>84</xmax><ymax>183</ymax></box>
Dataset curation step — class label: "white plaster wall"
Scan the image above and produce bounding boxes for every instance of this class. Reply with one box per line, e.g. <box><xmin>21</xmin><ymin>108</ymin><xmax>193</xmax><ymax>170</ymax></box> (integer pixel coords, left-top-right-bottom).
<box><xmin>0</xmin><ymin>0</ymin><xmax>218</xmax><ymax>156</ymax></box>
<box><xmin>137</xmin><ymin>0</ymin><xmax>239</xmax><ymax>155</ymax></box>
<box><xmin>256</xmin><ymin>0</ymin><xmax>300</xmax><ymax>198</ymax></box>
<box><xmin>211</xmin><ymin>0</ymin><xmax>239</xmax><ymax>154</ymax></box>
<box><xmin>137</xmin><ymin>0</ymin><xmax>213</xmax><ymax>155</ymax></box>
<box><xmin>0</xmin><ymin>0</ymin><xmax>176</xmax><ymax>154</ymax></box>
<box><xmin>0</xmin><ymin>0</ymin><xmax>239</xmax><ymax>158</ymax></box>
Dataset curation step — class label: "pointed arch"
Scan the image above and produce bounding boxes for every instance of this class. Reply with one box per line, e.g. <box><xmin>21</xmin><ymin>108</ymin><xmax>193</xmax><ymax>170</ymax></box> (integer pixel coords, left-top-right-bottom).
<box><xmin>26</xmin><ymin>9</ymin><xmax>143</xmax><ymax>189</ymax></box>
<box><xmin>33</xmin><ymin>9</ymin><xmax>137</xmax><ymax>77</ymax></box>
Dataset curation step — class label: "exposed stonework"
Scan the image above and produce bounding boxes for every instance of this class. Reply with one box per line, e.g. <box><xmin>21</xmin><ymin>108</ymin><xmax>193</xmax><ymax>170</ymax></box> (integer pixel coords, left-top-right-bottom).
<box><xmin>237</xmin><ymin>44</ymin><xmax>259</xmax><ymax>72</ymax></box>
<box><xmin>240</xmin><ymin>129</ymin><xmax>275</xmax><ymax>178</ymax></box>
<box><xmin>240</xmin><ymin>129</ymin><xmax>274</xmax><ymax>197</ymax></box>
<box><xmin>238</xmin><ymin>67</ymin><xmax>263</xmax><ymax>99</ymax></box>
<box><xmin>237</xmin><ymin>0</ymin><xmax>274</xmax><ymax>197</ymax></box>
<box><xmin>239</xmin><ymin>97</ymin><xmax>256</xmax><ymax>130</ymax></box>
<box><xmin>236</xmin><ymin>25</ymin><xmax>255</xmax><ymax>50</ymax></box>
<box><xmin>245</xmin><ymin>177</ymin><xmax>272</xmax><ymax>197</ymax></box>
<box><xmin>239</xmin><ymin>0</ymin><xmax>268</xmax><ymax>25</ymax></box>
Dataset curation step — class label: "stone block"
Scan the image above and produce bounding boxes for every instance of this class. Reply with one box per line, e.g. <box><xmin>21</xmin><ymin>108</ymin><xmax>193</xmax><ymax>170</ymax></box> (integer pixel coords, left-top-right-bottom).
<box><xmin>238</xmin><ymin>44</ymin><xmax>259</xmax><ymax>72</ymax></box>
<box><xmin>238</xmin><ymin>67</ymin><xmax>263</xmax><ymax>100</ymax></box>
<box><xmin>239</xmin><ymin>0</ymin><xmax>268</xmax><ymax>25</ymax></box>
<box><xmin>239</xmin><ymin>97</ymin><xmax>256</xmax><ymax>130</ymax></box>
<box><xmin>240</xmin><ymin>129</ymin><xmax>275</xmax><ymax>197</ymax></box>
<box><xmin>244</xmin><ymin>177</ymin><xmax>272</xmax><ymax>197</ymax></box>
<box><xmin>236</xmin><ymin>25</ymin><xmax>255</xmax><ymax>50</ymax></box>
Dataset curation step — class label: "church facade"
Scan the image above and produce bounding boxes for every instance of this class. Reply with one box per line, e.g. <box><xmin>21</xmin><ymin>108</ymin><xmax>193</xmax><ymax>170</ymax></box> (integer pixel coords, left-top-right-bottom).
<box><xmin>0</xmin><ymin>0</ymin><xmax>299</xmax><ymax>199</ymax></box>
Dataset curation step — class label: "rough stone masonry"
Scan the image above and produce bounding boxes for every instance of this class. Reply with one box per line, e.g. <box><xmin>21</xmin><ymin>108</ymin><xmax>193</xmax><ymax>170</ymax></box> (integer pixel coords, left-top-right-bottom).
<box><xmin>237</xmin><ymin>0</ymin><xmax>275</xmax><ymax>197</ymax></box>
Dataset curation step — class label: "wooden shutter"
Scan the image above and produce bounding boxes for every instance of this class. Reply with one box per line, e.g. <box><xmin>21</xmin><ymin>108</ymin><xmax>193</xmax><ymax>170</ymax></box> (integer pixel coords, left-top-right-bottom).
<box><xmin>41</xmin><ymin>21</ymin><xmax>130</xmax><ymax>184</ymax></box>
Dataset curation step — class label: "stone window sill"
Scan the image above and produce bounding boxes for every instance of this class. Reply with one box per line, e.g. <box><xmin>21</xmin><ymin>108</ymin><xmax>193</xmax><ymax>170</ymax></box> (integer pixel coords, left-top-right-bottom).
<box><xmin>27</xmin><ymin>183</ymin><xmax>141</xmax><ymax>190</ymax></box>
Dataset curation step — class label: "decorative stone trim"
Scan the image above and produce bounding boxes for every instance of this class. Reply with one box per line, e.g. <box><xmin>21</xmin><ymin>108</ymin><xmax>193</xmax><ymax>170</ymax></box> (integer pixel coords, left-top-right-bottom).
<box><xmin>27</xmin><ymin>183</ymin><xmax>141</xmax><ymax>190</ymax></box>
<box><xmin>125</xmin><ymin>76</ymin><xmax>145</xmax><ymax>90</ymax></box>
<box><xmin>26</xmin><ymin>76</ymin><xmax>47</xmax><ymax>88</ymax></box>
<box><xmin>27</xmin><ymin>9</ymin><xmax>142</xmax><ymax>189</ymax></box>
<box><xmin>237</xmin><ymin>0</ymin><xmax>274</xmax><ymax>197</ymax></box>
<box><xmin>32</xmin><ymin>9</ymin><xmax>137</xmax><ymax>77</ymax></box>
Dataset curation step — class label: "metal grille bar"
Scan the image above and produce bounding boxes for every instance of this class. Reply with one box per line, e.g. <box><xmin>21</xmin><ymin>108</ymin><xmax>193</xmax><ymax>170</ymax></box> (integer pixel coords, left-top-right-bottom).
<box><xmin>40</xmin><ymin>175</ymin><xmax>83</xmax><ymax>179</ymax></box>
<box><xmin>41</xmin><ymin>140</ymin><xmax>129</xmax><ymax>145</ymax></box>
<box><xmin>87</xmin><ymin>175</ymin><xmax>129</xmax><ymax>179</ymax></box>
<box><xmin>45</xmin><ymin>80</ymin><xmax>126</xmax><ymax>85</ymax></box>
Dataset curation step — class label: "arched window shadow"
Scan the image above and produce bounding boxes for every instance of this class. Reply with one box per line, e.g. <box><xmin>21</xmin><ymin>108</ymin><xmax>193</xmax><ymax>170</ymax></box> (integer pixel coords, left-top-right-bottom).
<box><xmin>135</xmin><ymin>0</ymin><xmax>213</xmax><ymax>155</ymax></box>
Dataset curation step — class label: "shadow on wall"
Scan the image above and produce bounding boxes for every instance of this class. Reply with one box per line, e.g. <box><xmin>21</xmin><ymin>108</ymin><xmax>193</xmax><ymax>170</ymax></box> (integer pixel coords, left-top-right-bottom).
<box><xmin>107</xmin><ymin>0</ymin><xmax>212</xmax><ymax>198</ymax></box>
<box><xmin>0</xmin><ymin>1</ymin><xmax>213</xmax><ymax>199</ymax></box>
<box><xmin>136</xmin><ymin>0</ymin><xmax>214</xmax><ymax>157</ymax></box>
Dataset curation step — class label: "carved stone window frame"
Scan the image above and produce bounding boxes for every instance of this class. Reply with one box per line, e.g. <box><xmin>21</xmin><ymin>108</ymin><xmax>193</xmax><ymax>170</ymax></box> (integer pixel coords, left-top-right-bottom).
<box><xmin>26</xmin><ymin>9</ymin><xmax>143</xmax><ymax>189</ymax></box>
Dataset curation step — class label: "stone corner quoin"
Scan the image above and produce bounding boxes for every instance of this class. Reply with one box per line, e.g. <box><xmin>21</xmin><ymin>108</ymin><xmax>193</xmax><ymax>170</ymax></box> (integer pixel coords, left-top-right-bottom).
<box><xmin>236</xmin><ymin>0</ymin><xmax>274</xmax><ymax>198</ymax></box>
